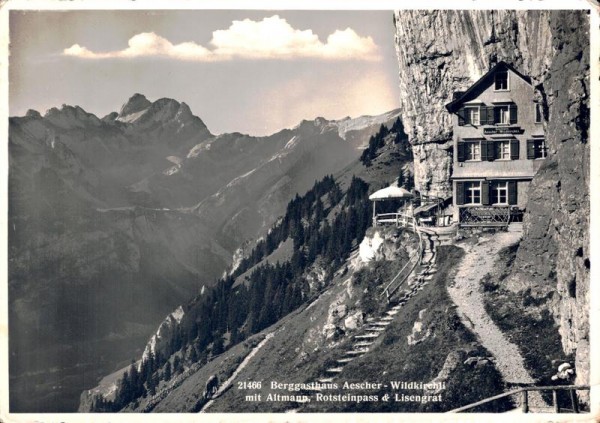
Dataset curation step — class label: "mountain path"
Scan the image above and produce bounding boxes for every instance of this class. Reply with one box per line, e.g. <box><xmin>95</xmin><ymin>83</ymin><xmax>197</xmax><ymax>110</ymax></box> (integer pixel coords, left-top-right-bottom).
<box><xmin>448</xmin><ymin>230</ymin><xmax>546</xmax><ymax>408</ymax></box>
<box><xmin>200</xmin><ymin>332</ymin><xmax>275</xmax><ymax>412</ymax></box>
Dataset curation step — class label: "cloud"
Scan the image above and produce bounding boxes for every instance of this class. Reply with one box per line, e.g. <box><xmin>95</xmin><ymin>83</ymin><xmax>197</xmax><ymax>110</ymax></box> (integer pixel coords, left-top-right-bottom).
<box><xmin>62</xmin><ymin>15</ymin><xmax>380</xmax><ymax>62</ymax></box>
<box><xmin>64</xmin><ymin>32</ymin><xmax>212</xmax><ymax>60</ymax></box>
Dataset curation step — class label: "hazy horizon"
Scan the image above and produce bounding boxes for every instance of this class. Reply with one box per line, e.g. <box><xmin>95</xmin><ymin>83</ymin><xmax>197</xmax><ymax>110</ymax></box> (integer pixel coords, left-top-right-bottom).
<box><xmin>10</xmin><ymin>10</ymin><xmax>400</xmax><ymax>136</ymax></box>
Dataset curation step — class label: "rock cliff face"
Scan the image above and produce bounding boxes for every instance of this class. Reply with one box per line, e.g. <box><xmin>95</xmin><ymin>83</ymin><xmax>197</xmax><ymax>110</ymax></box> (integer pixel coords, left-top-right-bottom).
<box><xmin>394</xmin><ymin>10</ymin><xmax>553</xmax><ymax>197</ymax></box>
<box><xmin>510</xmin><ymin>11</ymin><xmax>590</xmax><ymax>391</ymax></box>
<box><xmin>394</xmin><ymin>9</ymin><xmax>590</xmax><ymax>393</ymax></box>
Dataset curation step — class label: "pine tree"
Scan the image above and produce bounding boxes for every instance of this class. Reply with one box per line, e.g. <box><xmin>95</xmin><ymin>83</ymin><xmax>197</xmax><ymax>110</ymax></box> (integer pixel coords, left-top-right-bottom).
<box><xmin>189</xmin><ymin>345</ymin><xmax>199</xmax><ymax>363</ymax></box>
<box><xmin>163</xmin><ymin>361</ymin><xmax>172</xmax><ymax>381</ymax></box>
<box><xmin>212</xmin><ymin>335</ymin><xmax>224</xmax><ymax>355</ymax></box>
<box><xmin>148</xmin><ymin>373</ymin><xmax>158</xmax><ymax>396</ymax></box>
<box><xmin>173</xmin><ymin>355</ymin><xmax>183</xmax><ymax>374</ymax></box>
<box><xmin>398</xmin><ymin>168</ymin><xmax>405</xmax><ymax>188</ymax></box>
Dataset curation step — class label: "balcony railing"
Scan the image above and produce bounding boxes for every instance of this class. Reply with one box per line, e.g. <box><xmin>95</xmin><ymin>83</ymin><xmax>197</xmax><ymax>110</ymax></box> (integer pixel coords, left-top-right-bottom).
<box><xmin>373</xmin><ymin>212</ymin><xmax>415</xmax><ymax>229</ymax></box>
<box><xmin>459</xmin><ymin>206</ymin><xmax>511</xmax><ymax>227</ymax></box>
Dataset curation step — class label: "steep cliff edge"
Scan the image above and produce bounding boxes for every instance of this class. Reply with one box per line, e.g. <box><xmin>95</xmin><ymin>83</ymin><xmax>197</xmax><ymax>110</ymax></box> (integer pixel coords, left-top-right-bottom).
<box><xmin>394</xmin><ymin>9</ymin><xmax>590</xmax><ymax>394</ymax></box>
<box><xmin>507</xmin><ymin>11</ymin><xmax>590</xmax><ymax>391</ymax></box>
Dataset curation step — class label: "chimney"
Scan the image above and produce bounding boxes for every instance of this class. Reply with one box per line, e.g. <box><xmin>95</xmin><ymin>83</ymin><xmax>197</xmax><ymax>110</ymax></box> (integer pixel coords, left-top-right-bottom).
<box><xmin>488</xmin><ymin>53</ymin><xmax>498</xmax><ymax>70</ymax></box>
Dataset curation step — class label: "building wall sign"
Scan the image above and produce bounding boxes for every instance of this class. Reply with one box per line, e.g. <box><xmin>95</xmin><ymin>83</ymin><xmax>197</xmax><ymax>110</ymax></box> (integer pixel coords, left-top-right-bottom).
<box><xmin>483</xmin><ymin>127</ymin><xmax>523</xmax><ymax>135</ymax></box>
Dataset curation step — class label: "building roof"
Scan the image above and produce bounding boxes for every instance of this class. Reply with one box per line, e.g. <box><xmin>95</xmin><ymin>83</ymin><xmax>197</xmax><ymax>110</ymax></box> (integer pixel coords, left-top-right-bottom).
<box><xmin>445</xmin><ymin>61</ymin><xmax>532</xmax><ymax>113</ymax></box>
<box><xmin>369</xmin><ymin>185</ymin><xmax>413</xmax><ymax>200</ymax></box>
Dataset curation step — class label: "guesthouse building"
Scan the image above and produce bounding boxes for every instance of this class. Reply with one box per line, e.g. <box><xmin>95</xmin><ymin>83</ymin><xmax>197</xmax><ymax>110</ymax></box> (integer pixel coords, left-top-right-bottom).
<box><xmin>445</xmin><ymin>61</ymin><xmax>546</xmax><ymax>227</ymax></box>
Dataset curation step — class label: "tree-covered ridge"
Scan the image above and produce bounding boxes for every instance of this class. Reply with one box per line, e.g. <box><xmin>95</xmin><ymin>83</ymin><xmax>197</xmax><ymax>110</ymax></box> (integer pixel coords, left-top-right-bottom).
<box><xmin>360</xmin><ymin>117</ymin><xmax>408</xmax><ymax>166</ymax></box>
<box><xmin>231</xmin><ymin>175</ymin><xmax>342</xmax><ymax>279</ymax></box>
<box><xmin>92</xmin><ymin>174</ymin><xmax>372</xmax><ymax>411</ymax></box>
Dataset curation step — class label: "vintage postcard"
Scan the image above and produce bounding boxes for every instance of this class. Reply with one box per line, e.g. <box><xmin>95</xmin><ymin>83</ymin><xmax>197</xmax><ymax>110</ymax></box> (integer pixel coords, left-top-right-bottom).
<box><xmin>1</xmin><ymin>1</ymin><xmax>597</xmax><ymax>422</ymax></box>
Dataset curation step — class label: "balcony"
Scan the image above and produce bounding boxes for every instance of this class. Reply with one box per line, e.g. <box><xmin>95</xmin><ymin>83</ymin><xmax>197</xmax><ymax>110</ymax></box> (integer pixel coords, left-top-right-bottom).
<box><xmin>453</xmin><ymin>159</ymin><xmax>535</xmax><ymax>179</ymax></box>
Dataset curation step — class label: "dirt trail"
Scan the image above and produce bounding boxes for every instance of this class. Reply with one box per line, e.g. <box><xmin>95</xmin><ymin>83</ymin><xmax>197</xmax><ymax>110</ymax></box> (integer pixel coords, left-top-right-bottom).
<box><xmin>448</xmin><ymin>231</ymin><xmax>546</xmax><ymax>408</ymax></box>
<box><xmin>200</xmin><ymin>332</ymin><xmax>275</xmax><ymax>412</ymax></box>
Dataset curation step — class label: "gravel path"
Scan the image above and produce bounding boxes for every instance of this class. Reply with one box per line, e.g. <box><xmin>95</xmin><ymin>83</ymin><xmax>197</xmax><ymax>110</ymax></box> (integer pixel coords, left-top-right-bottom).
<box><xmin>448</xmin><ymin>231</ymin><xmax>546</xmax><ymax>408</ymax></box>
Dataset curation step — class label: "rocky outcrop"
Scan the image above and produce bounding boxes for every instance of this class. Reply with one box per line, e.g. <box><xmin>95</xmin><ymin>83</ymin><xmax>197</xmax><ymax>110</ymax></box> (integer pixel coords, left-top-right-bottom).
<box><xmin>358</xmin><ymin>226</ymin><xmax>418</xmax><ymax>264</ymax></box>
<box><xmin>394</xmin><ymin>9</ymin><xmax>590</xmax><ymax>397</ymax></box>
<box><xmin>407</xmin><ymin>309</ymin><xmax>431</xmax><ymax>346</ymax></box>
<box><xmin>118</xmin><ymin>93</ymin><xmax>152</xmax><ymax>119</ymax></box>
<box><xmin>142</xmin><ymin>306</ymin><xmax>185</xmax><ymax>363</ymax></box>
<box><xmin>394</xmin><ymin>10</ymin><xmax>553</xmax><ymax>196</ymax></box>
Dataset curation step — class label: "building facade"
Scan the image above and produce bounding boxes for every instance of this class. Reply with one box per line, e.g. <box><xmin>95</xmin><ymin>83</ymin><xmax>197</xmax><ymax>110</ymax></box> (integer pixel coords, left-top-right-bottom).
<box><xmin>445</xmin><ymin>62</ymin><xmax>546</xmax><ymax>227</ymax></box>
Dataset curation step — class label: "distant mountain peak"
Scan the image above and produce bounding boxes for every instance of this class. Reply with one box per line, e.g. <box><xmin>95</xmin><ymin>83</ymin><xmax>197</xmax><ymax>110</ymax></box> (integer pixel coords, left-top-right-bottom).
<box><xmin>43</xmin><ymin>104</ymin><xmax>102</xmax><ymax>129</ymax></box>
<box><xmin>118</xmin><ymin>93</ymin><xmax>152</xmax><ymax>121</ymax></box>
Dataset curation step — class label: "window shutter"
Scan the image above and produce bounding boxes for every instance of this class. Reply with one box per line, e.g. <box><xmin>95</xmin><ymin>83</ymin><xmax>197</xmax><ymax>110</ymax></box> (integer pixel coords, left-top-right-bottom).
<box><xmin>527</xmin><ymin>140</ymin><xmax>535</xmax><ymax>159</ymax></box>
<box><xmin>510</xmin><ymin>139</ymin><xmax>519</xmax><ymax>160</ymax></box>
<box><xmin>478</xmin><ymin>106</ymin><xmax>484</xmax><ymax>125</ymax></box>
<box><xmin>486</xmin><ymin>106</ymin><xmax>495</xmax><ymax>125</ymax></box>
<box><xmin>455</xmin><ymin>182</ymin><xmax>464</xmax><ymax>205</ymax></box>
<box><xmin>457</xmin><ymin>108</ymin><xmax>465</xmax><ymax>126</ymax></box>
<box><xmin>509</xmin><ymin>104</ymin><xmax>518</xmax><ymax>124</ymax></box>
<box><xmin>485</xmin><ymin>141</ymin><xmax>494</xmax><ymax>161</ymax></box>
<box><xmin>493</xmin><ymin>107</ymin><xmax>500</xmax><ymax>125</ymax></box>
<box><xmin>481</xmin><ymin>181</ymin><xmax>490</xmax><ymax>206</ymax></box>
<box><xmin>508</xmin><ymin>181</ymin><xmax>518</xmax><ymax>205</ymax></box>
<box><xmin>480</xmin><ymin>141</ymin><xmax>488</xmax><ymax>161</ymax></box>
<box><xmin>457</xmin><ymin>142</ymin><xmax>465</xmax><ymax>162</ymax></box>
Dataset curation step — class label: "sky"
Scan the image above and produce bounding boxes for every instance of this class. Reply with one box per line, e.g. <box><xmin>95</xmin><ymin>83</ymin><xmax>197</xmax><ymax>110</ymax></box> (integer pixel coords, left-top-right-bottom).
<box><xmin>9</xmin><ymin>10</ymin><xmax>400</xmax><ymax>136</ymax></box>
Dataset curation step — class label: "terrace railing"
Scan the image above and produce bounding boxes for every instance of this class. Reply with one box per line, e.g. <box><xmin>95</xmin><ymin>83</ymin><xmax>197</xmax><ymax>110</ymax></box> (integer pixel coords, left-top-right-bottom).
<box><xmin>373</xmin><ymin>212</ymin><xmax>414</xmax><ymax>229</ymax></box>
<box><xmin>459</xmin><ymin>205</ymin><xmax>511</xmax><ymax>227</ymax></box>
<box><xmin>448</xmin><ymin>385</ymin><xmax>590</xmax><ymax>414</ymax></box>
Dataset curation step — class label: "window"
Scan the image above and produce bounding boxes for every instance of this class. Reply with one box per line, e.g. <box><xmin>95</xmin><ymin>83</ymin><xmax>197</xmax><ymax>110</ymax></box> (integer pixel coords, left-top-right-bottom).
<box><xmin>457</xmin><ymin>180</ymin><xmax>517</xmax><ymax>206</ymax></box>
<box><xmin>491</xmin><ymin>181</ymin><xmax>508</xmax><ymax>205</ymax></box>
<box><xmin>459</xmin><ymin>104</ymin><xmax>516</xmax><ymax>125</ymax></box>
<box><xmin>535</xmin><ymin>103</ymin><xmax>543</xmax><ymax>123</ymax></box>
<box><xmin>465</xmin><ymin>107</ymin><xmax>480</xmax><ymax>125</ymax></box>
<box><xmin>464</xmin><ymin>181</ymin><xmax>481</xmax><ymax>204</ymax></box>
<box><xmin>495</xmin><ymin>70</ymin><xmax>509</xmax><ymax>90</ymax></box>
<box><xmin>527</xmin><ymin>139</ymin><xmax>547</xmax><ymax>159</ymax></box>
<box><xmin>494</xmin><ymin>141</ymin><xmax>511</xmax><ymax>160</ymax></box>
<box><xmin>465</xmin><ymin>142</ymin><xmax>481</xmax><ymax>161</ymax></box>
<box><xmin>494</xmin><ymin>105</ymin><xmax>510</xmax><ymax>124</ymax></box>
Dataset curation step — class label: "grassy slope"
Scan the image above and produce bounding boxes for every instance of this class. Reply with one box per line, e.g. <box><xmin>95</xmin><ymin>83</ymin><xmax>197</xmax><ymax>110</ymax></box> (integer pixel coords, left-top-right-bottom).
<box><xmin>300</xmin><ymin>246</ymin><xmax>512</xmax><ymax>413</ymax></box>
<box><xmin>147</xmin><ymin>245</ymin><xmax>513</xmax><ymax>413</ymax></box>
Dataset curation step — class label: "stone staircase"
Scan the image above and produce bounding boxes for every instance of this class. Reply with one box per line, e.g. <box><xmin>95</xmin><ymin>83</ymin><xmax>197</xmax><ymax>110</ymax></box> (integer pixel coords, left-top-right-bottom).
<box><xmin>318</xmin><ymin>229</ymin><xmax>439</xmax><ymax>383</ymax></box>
<box><xmin>417</xmin><ymin>224</ymin><xmax>457</xmax><ymax>246</ymax></box>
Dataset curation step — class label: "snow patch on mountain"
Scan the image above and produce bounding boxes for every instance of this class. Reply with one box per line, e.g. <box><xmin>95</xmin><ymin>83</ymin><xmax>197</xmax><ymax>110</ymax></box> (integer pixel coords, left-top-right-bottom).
<box><xmin>163</xmin><ymin>156</ymin><xmax>184</xmax><ymax>176</ymax></box>
<box><xmin>333</xmin><ymin>109</ymin><xmax>402</xmax><ymax>140</ymax></box>
<box><xmin>166</xmin><ymin>156</ymin><xmax>182</xmax><ymax>165</ymax></box>
<box><xmin>284</xmin><ymin>136</ymin><xmax>299</xmax><ymax>150</ymax></box>
<box><xmin>116</xmin><ymin>108</ymin><xmax>148</xmax><ymax>123</ymax></box>
<box><xmin>226</xmin><ymin>168</ymin><xmax>258</xmax><ymax>188</ymax></box>
<box><xmin>187</xmin><ymin>140</ymin><xmax>213</xmax><ymax>158</ymax></box>
<box><xmin>163</xmin><ymin>165</ymin><xmax>181</xmax><ymax>176</ymax></box>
